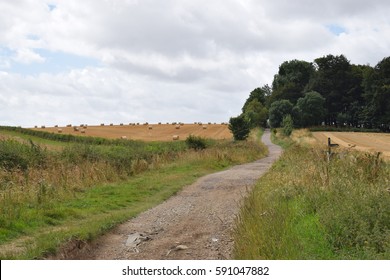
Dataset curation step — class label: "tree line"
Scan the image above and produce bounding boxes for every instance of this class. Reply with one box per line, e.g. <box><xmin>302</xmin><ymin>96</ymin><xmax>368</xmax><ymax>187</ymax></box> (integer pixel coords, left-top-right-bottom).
<box><xmin>229</xmin><ymin>54</ymin><xmax>390</xmax><ymax>139</ymax></box>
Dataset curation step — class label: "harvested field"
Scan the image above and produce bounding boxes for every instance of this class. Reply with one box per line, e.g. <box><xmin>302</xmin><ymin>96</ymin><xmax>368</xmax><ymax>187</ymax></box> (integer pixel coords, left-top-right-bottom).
<box><xmin>32</xmin><ymin>123</ymin><xmax>232</xmax><ymax>141</ymax></box>
<box><xmin>312</xmin><ymin>131</ymin><xmax>390</xmax><ymax>159</ymax></box>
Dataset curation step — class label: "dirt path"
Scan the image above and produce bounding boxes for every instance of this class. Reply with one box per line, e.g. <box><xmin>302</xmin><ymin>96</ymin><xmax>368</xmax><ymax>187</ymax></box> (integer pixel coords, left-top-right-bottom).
<box><xmin>63</xmin><ymin>130</ymin><xmax>281</xmax><ymax>260</ymax></box>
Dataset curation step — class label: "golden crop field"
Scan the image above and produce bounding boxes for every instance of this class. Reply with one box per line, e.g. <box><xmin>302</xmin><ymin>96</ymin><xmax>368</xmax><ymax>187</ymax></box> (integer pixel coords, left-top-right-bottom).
<box><xmin>312</xmin><ymin>131</ymin><xmax>390</xmax><ymax>159</ymax></box>
<box><xmin>32</xmin><ymin>123</ymin><xmax>232</xmax><ymax>141</ymax></box>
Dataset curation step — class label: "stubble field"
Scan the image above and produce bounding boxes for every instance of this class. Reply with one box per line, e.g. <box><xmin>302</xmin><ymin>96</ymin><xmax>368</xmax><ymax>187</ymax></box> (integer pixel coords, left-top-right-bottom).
<box><xmin>312</xmin><ymin>131</ymin><xmax>390</xmax><ymax>159</ymax></box>
<box><xmin>32</xmin><ymin>123</ymin><xmax>232</xmax><ymax>141</ymax></box>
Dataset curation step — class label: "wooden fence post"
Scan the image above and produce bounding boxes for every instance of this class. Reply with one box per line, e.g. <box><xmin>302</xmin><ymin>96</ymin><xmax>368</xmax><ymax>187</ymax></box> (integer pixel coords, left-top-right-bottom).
<box><xmin>327</xmin><ymin>137</ymin><xmax>339</xmax><ymax>162</ymax></box>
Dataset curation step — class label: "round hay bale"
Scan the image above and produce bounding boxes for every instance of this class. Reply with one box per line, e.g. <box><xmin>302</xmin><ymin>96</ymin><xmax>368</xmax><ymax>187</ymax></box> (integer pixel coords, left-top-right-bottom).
<box><xmin>57</xmin><ymin>129</ymin><xmax>62</xmax><ymax>133</ymax></box>
<box><xmin>148</xmin><ymin>126</ymin><xmax>153</xmax><ymax>130</ymax></box>
<box><xmin>203</xmin><ymin>125</ymin><xmax>207</xmax><ymax>129</ymax></box>
<box><xmin>175</xmin><ymin>125</ymin><xmax>180</xmax><ymax>129</ymax></box>
<box><xmin>81</xmin><ymin>129</ymin><xmax>86</xmax><ymax>134</ymax></box>
<box><xmin>172</xmin><ymin>135</ymin><xmax>179</xmax><ymax>140</ymax></box>
<box><xmin>121</xmin><ymin>136</ymin><xmax>127</xmax><ymax>139</ymax></box>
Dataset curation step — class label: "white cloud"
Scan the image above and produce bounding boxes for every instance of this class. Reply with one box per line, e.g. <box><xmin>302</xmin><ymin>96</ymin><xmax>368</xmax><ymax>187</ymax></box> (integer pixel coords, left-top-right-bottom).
<box><xmin>0</xmin><ymin>0</ymin><xmax>389</xmax><ymax>127</ymax></box>
<box><xmin>0</xmin><ymin>68</ymin><xmax>245</xmax><ymax>127</ymax></box>
<box><xmin>13</xmin><ymin>48</ymin><xmax>45</xmax><ymax>64</ymax></box>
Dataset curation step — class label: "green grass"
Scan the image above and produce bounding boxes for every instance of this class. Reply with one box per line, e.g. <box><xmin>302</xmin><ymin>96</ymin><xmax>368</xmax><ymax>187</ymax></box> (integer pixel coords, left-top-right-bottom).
<box><xmin>270</xmin><ymin>128</ymin><xmax>294</xmax><ymax>149</ymax></box>
<box><xmin>0</xmin><ymin>129</ymin><xmax>67</xmax><ymax>148</ymax></box>
<box><xmin>2</xmin><ymin>165</ymin><xmax>209</xmax><ymax>259</ymax></box>
<box><xmin>234</xmin><ymin>132</ymin><xmax>390</xmax><ymax>260</ymax></box>
<box><xmin>0</xmin><ymin>132</ymin><xmax>267</xmax><ymax>259</ymax></box>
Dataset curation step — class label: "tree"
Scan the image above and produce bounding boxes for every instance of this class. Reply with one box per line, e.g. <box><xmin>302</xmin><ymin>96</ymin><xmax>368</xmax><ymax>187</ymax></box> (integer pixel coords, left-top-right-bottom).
<box><xmin>268</xmin><ymin>100</ymin><xmax>293</xmax><ymax>128</ymax></box>
<box><xmin>228</xmin><ymin>115</ymin><xmax>250</xmax><ymax>140</ymax></box>
<box><xmin>308</xmin><ymin>54</ymin><xmax>353</xmax><ymax>125</ymax></box>
<box><xmin>242</xmin><ymin>87</ymin><xmax>267</xmax><ymax>112</ymax></box>
<box><xmin>242</xmin><ymin>99</ymin><xmax>268</xmax><ymax>128</ymax></box>
<box><xmin>294</xmin><ymin>91</ymin><xmax>326</xmax><ymax>127</ymax></box>
<box><xmin>362</xmin><ymin>57</ymin><xmax>390</xmax><ymax>130</ymax></box>
<box><xmin>236</xmin><ymin>54</ymin><xmax>389</xmax><ymax>131</ymax></box>
<box><xmin>241</xmin><ymin>86</ymin><xmax>270</xmax><ymax>128</ymax></box>
<box><xmin>271</xmin><ymin>59</ymin><xmax>315</xmax><ymax>104</ymax></box>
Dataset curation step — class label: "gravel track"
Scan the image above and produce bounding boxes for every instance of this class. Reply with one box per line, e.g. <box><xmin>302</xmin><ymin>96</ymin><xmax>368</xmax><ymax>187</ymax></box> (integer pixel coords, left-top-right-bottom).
<box><xmin>60</xmin><ymin>130</ymin><xmax>281</xmax><ymax>260</ymax></box>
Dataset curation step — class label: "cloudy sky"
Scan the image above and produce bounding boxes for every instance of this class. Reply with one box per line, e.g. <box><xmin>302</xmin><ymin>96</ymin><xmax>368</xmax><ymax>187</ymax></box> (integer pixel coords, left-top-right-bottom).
<box><xmin>1</xmin><ymin>0</ymin><xmax>389</xmax><ymax>127</ymax></box>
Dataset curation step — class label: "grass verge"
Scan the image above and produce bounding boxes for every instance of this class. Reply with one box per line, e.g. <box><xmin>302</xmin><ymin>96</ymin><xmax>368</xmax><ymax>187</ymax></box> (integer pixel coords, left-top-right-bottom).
<box><xmin>234</xmin><ymin>130</ymin><xmax>390</xmax><ymax>259</ymax></box>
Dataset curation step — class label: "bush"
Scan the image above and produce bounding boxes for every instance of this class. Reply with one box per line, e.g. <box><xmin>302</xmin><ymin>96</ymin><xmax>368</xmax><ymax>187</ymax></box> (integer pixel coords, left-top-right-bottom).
<box><xmin>185</xmin><ymin>135</ymin><xmax>207</xmax><ymax>150</ymax></box>
<box><xmin>0</xmin><ymin>140</ymin><xmax>48</xmax><ymax>171</ymax></box>
<box><xmin>229</xmin><ymin>115</ymin><xmax>251</xmax><ymax>141</ymax></box>
<box><xmin>282</xmin><ymin>114</ymin><xmax>293</xmax><ymax>136</ymax></box>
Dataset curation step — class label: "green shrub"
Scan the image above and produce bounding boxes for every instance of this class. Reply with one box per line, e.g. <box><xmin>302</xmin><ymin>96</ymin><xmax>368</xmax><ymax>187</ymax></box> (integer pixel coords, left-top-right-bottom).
<box><xmin>229</xmin><ymin>115</ymin><xmax>251</xmax><ymax>141</ymax></box>
<box><xmin>282</xmin><ymin>114</ymin><xmax>293</xmax><ymax>136</ymax></box>
<box><xmin>185</xmin><ymin>135</ymin><xmax>207</xmax><ymax>150</ymax></box>
<box><xmin>0</xmin><ymin>140</ymin><xmax>48</xmax><ymax>171</ymax></box>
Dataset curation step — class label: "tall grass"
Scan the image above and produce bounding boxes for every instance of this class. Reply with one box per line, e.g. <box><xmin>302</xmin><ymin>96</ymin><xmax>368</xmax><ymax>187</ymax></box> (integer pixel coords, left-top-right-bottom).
<box><xmin>0</xmin><ymin>132</ymin><xmax>267</xmax><ymax>259</ymax></box>
<box><xmin>234</xmin><ymin>133</ymin><xmax>390</xmax><ymax>259</ymax></box>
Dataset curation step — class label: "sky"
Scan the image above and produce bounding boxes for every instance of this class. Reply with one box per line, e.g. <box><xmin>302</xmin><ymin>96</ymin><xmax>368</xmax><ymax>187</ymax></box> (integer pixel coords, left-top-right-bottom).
<box><xmin>0</xmin><ymin>0</ymin><xmax>389</xmax><ymax>127</ymax></box>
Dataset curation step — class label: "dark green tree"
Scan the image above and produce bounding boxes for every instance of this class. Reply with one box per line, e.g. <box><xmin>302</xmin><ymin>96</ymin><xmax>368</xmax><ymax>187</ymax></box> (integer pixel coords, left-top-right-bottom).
<box><xmin>268</xmin><ymin>100</ymin><xmax>293</xmax><ymax>128</ymax></box>
<box><xmin>294</xmin><ymin>91</ymin><xmax>326</xmax><ymax>127</ymax></box>
<box><xmin>242</xmin><ymin>87</ymin><xmax>267</xmax><ymax>112</ymax></box>
<box><xmin>308</xmin><ymin>54</ymin><xmax>354</xmax><ymax>125</ymax></box>
<box><xmin>236</xmin><ymin>54</ymin><xmax>389</xmax><ymax>131</ymax></box>
<box><xmin>242</xmin><ymin>99</ymin><xmax>268</xmax><ymax>128</ymax></box>
<box><xmin>362</xmin><ymin>57</ymin><xmax>390</xmax><ymax>130</ymax></box>
<box><xmin>228</xmin><ymin>115</ymin><xmax>251</xmax><ymax>140</ymax></box>
<box><xmin>271</xmin><ymin>59</ymin><xmax>315</xmax><ymax>104</ymax></box>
